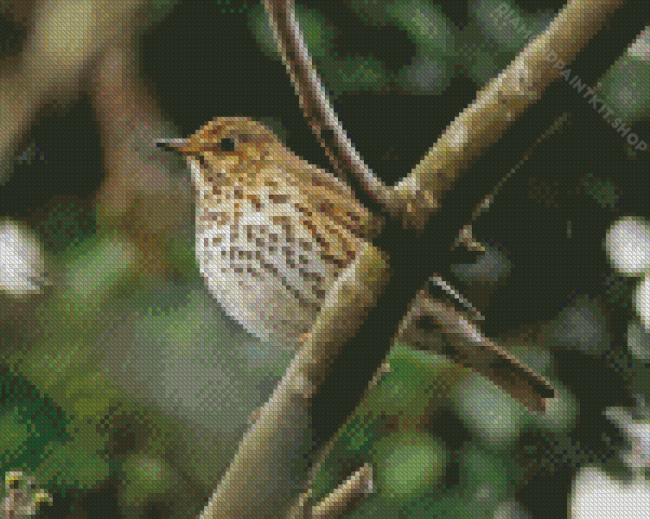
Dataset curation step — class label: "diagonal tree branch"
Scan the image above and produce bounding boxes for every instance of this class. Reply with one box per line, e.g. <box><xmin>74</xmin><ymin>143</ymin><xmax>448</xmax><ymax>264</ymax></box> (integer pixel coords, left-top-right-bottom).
<box><xmin>200</xmin><ymin>1</ymin><xmax>627</xmax><ymax>517</ymax></box>
<box><xmin>199</xmin><ymin>244</ymin><xmax>391</xmax><ymax>519</ymax></box>
<box><xmin>388</xmin><ymin>0</ymin><xmax>627</xmax><ymax>231</ymax></box>
<box><xmin>263</xmin><ymin>0</ymin><xmax>626</xmax><ymax>233</ymax></box>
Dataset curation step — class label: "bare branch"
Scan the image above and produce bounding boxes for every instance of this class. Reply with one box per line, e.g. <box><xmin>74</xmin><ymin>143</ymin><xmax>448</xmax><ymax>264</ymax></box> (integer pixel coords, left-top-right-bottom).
<box><xmin>262</xmin><ymin>0</ymin><xmax>390</xmax><ymax>219</ymax></box>
<box><xmin>200</xmin><ymin>244</ymin><xmax>390</xmax><ymax>519</ymax></box>
<box><xmin>388</xmin><ymin>0</ymin><xmax>627</xmax><ymax>231</ymax></box>
<box><xmin>287</xmin><ymin>464</ymin><xmax>373</xmax><ymax>519</ymax></box>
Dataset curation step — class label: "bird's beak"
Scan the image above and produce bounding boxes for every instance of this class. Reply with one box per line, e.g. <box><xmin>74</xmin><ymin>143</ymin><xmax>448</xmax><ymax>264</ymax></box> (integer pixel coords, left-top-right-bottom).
<box><xmin>155</xmin><ymin>139</ymin><xmax>204</xmax><ymax>155</ymax></box>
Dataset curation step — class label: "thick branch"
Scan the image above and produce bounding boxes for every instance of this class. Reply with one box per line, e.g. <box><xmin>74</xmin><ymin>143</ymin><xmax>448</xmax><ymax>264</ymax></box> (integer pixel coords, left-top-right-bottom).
<box><xmin>388</xmin><ymin>0</ymin><xmax>626</xmax><ymax>230</ymax></box>
<box><xmin>199</xmin><ymin>244</ymin><xmax>390</xmax><ymax>519</ymax></box>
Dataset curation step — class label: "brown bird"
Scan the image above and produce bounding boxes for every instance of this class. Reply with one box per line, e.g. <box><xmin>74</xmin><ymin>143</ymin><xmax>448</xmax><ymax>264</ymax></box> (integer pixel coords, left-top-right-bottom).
<box><xmin>158</xmin><ymin>116</ymin><xmax>555</xmax><ymax>413</ymax></box>
<box><xmin>157</xmin><ymin>117</ymin><xmax>380</xmax><ymax>348</ymax></box>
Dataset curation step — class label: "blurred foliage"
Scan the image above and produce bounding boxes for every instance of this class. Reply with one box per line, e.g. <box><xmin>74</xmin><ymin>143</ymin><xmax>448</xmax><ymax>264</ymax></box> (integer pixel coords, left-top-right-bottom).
<box><xmin>1</xmin><ymin>1</ymin><xmax>648</xmax><ymax>518</ymax></box>
<box><xmin>248</xmin><ymin>2</ymin><xmax>391</xmax><ymax>96</ymax></box>
<box><xmin>31</xmin><ymin>198</ymin><xmax>97</xmax><ymax>257</ymax></box>
<box><xmin>599</xmin><ymin>56</ymin><xmax>650</xmax><ymax>124</ymax></box>
<box><xmin>309</xmin><ymin>344</ymin><xmax>466</xmax><ymax>515</ymax></box>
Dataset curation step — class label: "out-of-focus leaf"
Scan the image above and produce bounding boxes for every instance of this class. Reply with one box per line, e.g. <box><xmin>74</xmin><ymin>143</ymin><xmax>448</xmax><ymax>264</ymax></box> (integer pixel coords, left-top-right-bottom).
<box><xmin>118</xmin><ymin>454</ymin><xmax>176</xmax><ymax>516</ymax></box>
<box><xmin>248</xmin><ymin>3</ymin><xmax>335</xmax><ymax>60</ymax></box>
<box><xmin>528</xmin><ymin>379</ymin><xmax>579</xmax><ymax>435</ymax></box>
<box><xmin>599</xmin><ymin>55</ymin><xmax>650</xmax><ymax>124</ymax></box>
<box><xmin>451</xmin><ymin>372</ymin><xmax>528</xmax><ymax>449</ymax></box>
<box><xmin>373</xmin><ymin>431</ymin><xmax>450</xmax><ymax>505</ymax></box>
<box><xmin>582</xmin><ymin>174</ymin><xmax>622</xmax><ymax>211</ymax></box>
<box><xmin>605</xmin><ymin>217</ymin><xmax>650</xmax><ymax>277</ymax></box>
<box><xmin>34</xmin><ymin>441</ymin><xmax>109</xmax><ymax>495</ymax></box>
<box><xmin>0</xmin><ymin>219</ymin><xmax>47</xmax><ymax>297</ymax></box>
<box><xmin>546</xmin><ymin>295</ymin><xmax>611</xmax><ymax>354</ymax></box>
<box><xmin>628</xmin><ymin>320</ymin><xmax>650</xmax><ymax>360</ymax></box>
<box><xmin>570</xmin><ymin>466</ymin><xmax>650</xmax><ymax>519</ymax></box>
<box><xmin>364</xmin><ymin>345</ymin><xmax>463</xmax><ymax>419</ymax></box>
<box><xmin>0</xmin><ymin>407</ymin><xmax>31</xmax><ymax>469</ymax></box>
<box><xmin>394</xmin><ymin>53</ymin><xmax>450</xmax><ymax>95</ymax></box>
<box><xmin>469</xmin><ymin>0</ymin><xmax>530</xmax><ymax>55</ymax></box>
<box><xmin>387</xmin><ymin>0</ymin><xmax>455</xmax><ymax>57</ymax></box>
<box><xmin>309</xmin><ymin>343</ymin><xmax>467</xmax><ymax>504</ymax></box>
<box><xmin>348</xmin><ymin>0</ymin><xmax>393</xmax><ymax>26</ymax></box>
<box><xmin>322</xmin><ymin>55</ymin><xmax>391</xmax><ymax>94</ymax></box>
<box><xmin>458</xmin><ymin>444</ymin><xmax>521</xmax><ymax>513</ymax></box>
<box><xmin>32</xmin><ymin>198</ymin><xmax>97</xmax><ymax>256</ymax></box>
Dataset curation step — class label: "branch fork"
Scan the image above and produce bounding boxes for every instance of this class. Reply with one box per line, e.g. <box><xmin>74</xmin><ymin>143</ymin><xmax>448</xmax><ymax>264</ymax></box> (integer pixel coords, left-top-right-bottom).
<box><xmin>201</xmin><ymin>1</ymin><xmax>626</xmax><ymax>517</ymax></box>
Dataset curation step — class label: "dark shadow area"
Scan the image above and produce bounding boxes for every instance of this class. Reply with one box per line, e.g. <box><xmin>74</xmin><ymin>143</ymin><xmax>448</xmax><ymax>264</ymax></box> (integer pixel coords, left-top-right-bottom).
<box><xmin>517</xmin><ymin>466</ymin><xmax>574</xmax><ymax>519</ymax></box>
<box><xmin>0</xmin><ymin>95</ymin><xmax>104</xmax><ymax>222</ymax></box>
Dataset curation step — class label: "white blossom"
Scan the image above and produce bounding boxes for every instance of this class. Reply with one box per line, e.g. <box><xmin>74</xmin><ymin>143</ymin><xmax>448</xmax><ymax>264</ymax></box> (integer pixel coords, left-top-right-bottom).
<box><xmin>605</xmin><ymin>217</ymin><xmax>650</xmax><ymax>331</ymax></box>
<box><xmin>0</xmin><ymin>219</ymin><xmax>46</xmax><ymax>296</ymax></box>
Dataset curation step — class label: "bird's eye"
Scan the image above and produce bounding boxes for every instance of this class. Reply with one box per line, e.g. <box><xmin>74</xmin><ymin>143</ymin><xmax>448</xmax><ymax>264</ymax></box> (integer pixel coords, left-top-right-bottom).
<box><xmin>220</xmin><ymin>138</ymin><xmax>236</xmax><ymax>152</ymax></box>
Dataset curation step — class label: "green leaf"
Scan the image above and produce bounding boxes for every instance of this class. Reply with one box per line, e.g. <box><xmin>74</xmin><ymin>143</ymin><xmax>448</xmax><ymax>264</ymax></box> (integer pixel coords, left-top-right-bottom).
<box><xmin>528</xmin><ymin>379</ymin><xmax>578</xmax><ymax>435</ymax></box>
<box><xmin>469</xmin><ymin>0</ymin><xmax>531</xmax><ymax>54</ymax></box>
<box><xmin>374</xmin><ymin>431</ymin><xmax>450</xmax><ymax>505</ymax></box>
<box><xmin>0</xmin><ymin>408</ymin><xmax>31</xmax><ymax>469</ymax></box>
<box><xmin>451</xmin><ymin>373</ymin><xmax>528</xmax><ymax>449</ymax></box>
<box><xmin>366</xmin><ymin>345</ymin><xmax>465</xmax><ymax>420</ymax></box>
<box><xmin>309</xmin><ymin>345</ymin><xmax>466</xmax><ymax>504</ymax></box>
<box><xmin>348</xmin><ymin>0</ymin><xmax>394</xmax><ymax>26</ymax></box>
<box><xmin>119</xmin><ymin>454</ymin><xmax>175</xmax><ymax>512</ymax></box>
<box><xmin>598</xmin><ymin>56</ymin><xmax>650</xmax><ymax>124</ymax></box>
<box><xmin>387</xmin><ymin>0</ymin><xmax>455</xmax><ymax>57</ymax></box>
<box><xmin>459</xmin><ymin>444</ymin><xmax>520</xmax><ymax>508</ymax></box>
<box><xmin>248</xmin><ymin>3</ymin><xmax>335</xmax><ymax>60</ymax></box>
<box><xmin>35</xmin><ymin>441</ymin><xmax>109</xmax><ymax>494</ymax></box>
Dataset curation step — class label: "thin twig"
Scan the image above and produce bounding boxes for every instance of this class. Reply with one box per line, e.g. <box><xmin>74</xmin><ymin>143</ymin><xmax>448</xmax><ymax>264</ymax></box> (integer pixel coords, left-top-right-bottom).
<box><xmin>263</xmin><ymin>0</ymin><xmax>390</xmax><ymax>221</ymax></box>
<box><xmin>450</xmin><ymin>112</ymin><xmax>571</xmax><ymax>252</ymax></box>
<box><xmin>287</xmin><ymin>464</ymin><xmax>373</xmax><ymax>519</ymax></box>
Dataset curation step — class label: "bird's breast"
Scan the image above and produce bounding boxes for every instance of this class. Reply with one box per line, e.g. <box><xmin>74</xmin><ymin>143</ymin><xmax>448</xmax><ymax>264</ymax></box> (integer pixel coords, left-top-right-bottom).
<box><xmin>193</xmin><ymin>161</ymin><xmax>369</xmax><ymax>346</ymax></box>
